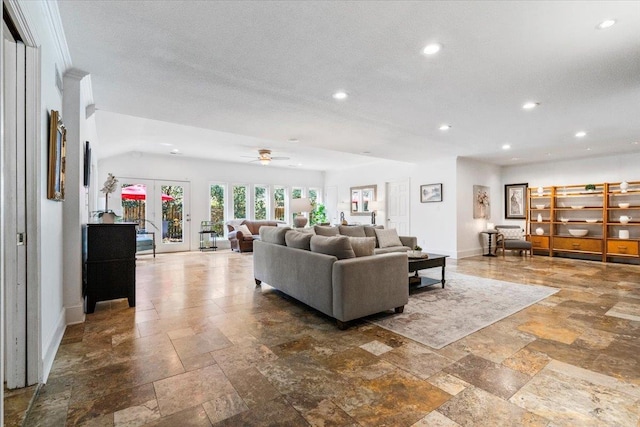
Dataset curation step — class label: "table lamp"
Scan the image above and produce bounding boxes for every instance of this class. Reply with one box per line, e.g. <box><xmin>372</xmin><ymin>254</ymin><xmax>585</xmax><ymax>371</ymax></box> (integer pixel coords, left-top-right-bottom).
<box><xmin>337</xmin><ymin>202</ymin><xmax>349</xmax><ymax>225</ymax></box>
<box><xmin>369</xmin><ymin>201</ymin><xmax>381</xmax><ymax>225</ymax></box>
<box><xmin>291</xmin><ymin>197</ymin><xmax>312</xmax><ymax>228</ymax></box>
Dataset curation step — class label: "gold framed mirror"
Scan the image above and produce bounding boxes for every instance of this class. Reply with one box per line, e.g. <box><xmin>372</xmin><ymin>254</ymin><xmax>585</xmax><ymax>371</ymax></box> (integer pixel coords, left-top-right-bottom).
<box><xmin>350</xmin><ymin>185</ymin><xmax>377</xmax><ymax>216</ymax></box>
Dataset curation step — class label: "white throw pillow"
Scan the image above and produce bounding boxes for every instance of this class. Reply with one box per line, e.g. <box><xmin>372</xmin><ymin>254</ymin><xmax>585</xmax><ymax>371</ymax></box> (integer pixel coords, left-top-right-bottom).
<box><xmin>374</xmin><ymin>228</ymin><xmax>403</xmax><ymax>248</ymax></box>
<box><xmin>236</xmin><ymin>224</ymin><xmax>253</xmax><ymax>237</ymax></box>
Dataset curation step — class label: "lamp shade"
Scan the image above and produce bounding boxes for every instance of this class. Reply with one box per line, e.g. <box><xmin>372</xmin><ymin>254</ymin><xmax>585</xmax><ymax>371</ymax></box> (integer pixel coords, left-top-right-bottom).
<box><xmin>337</xmin><ymin>202</ymin><xmax>349</xmax><ymax>211</ymax></box>
<box><xmin>369</xmin><ymin>201</ymin><xmax>381</xmax><ymax>212</ymax></box>
<box><xmin>291</xmin><ymin>197</ymin><xmax>312</xmax><ymax>213</ymax></box>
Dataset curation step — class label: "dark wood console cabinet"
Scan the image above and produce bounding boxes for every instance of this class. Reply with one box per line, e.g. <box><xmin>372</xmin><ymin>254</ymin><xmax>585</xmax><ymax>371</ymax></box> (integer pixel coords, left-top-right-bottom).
<box><xmin>82</xmin><ymin>223</ymin><xmax>136</xmax><ymax>313</ymax></box>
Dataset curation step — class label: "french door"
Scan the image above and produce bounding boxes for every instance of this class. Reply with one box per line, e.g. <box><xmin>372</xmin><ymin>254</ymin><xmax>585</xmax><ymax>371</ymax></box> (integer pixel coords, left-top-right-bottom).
<box><xmin>119</xmin><ymin>178</ymin><xmax>191</xmax><ymax>252</ymax></box>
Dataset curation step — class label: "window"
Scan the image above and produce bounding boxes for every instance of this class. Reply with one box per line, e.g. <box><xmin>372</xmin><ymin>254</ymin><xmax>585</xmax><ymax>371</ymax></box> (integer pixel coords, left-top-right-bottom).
<box><xmin>308</xmin><ymin>188</ymin><xmax>326</xmax><ymax>225</ymax></box>
<box><xmin>254</xmin><ymin>185</ymin><xmax>268</xmax><ymax>220</ymax></box>
<box><xmin>210</xmin><ymin>184</ymin><xmax>225</xmax><ymax>236</ymax></box>
<box><xmin>233</xmin><ymin>185</ymin><xmax>247</xmax><ymax>219</ymax></box>
<box><xmin>274</xmin><ymin>186</ymin><xmax>285</xmax><ymax>221</ymax></box>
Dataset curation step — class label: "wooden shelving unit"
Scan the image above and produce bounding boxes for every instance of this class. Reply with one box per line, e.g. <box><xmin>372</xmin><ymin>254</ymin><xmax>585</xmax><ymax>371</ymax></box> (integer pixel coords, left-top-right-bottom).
<box><xmin>526</xmin><ymin>181</ymin><xmax>639</xmax><ymax>263</ymax></box>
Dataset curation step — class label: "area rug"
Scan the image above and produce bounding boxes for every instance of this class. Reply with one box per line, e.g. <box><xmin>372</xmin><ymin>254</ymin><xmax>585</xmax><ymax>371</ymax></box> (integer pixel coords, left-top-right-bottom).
<box><xmin>369</xmin><ymin>271</ymin><xmax>558</xmax><ymax>349</ymax></box>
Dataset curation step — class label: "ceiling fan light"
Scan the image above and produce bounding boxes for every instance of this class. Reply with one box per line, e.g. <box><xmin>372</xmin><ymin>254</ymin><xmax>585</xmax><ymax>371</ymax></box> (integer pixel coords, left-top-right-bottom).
<box><xmin>259</xmin><ymin>158</ymin><xmax>270</xmax><ymax>165</ymax></box>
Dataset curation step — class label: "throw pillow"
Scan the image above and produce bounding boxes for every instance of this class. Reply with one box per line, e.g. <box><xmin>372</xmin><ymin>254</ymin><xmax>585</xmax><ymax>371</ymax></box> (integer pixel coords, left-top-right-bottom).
<box><xmin>236</xmin><ymin>224</ymin><xmax>253</xmax><ymax>237</ymax></box>
<box><xmin>310</xmin><ymin>235</ymin><xmax>356</xmax><ymax>260</ymax></box>
<box><xmin>374</xmin><ymin>228</ymin><xmax>403</xmax><ymax>248</ymax></box>
<box><xmin>348</xmin><ymin>236</ymin><xmax>376</xmax><ymax>257</ymax></box>
<box><xmin>338</xmin><ymin>225</ymin><xmax>366</xmax><ymax>237</ymax></box>
<box><xmin>314</xmin><ymin>225</ymin><xmax>339</xmax><ymax>236</ymax></box>
<box><xmin>363</xmin><ymin>225</ymin><xmax>384</xmax><ymax>247</ymax></box>
<box><xmin>259</xmin><ymin>226</ymin><xmax>291</xmax><ymax>245</ymax></box>
<box><xmin>498</xmin><ymin>228</ymin><xmax>523</xmax><ymax>240</ymax></box>
<box><xmin>285</xmin><ymin>230</ymin><xmax>312</xmax><ymax>250</ymax></box>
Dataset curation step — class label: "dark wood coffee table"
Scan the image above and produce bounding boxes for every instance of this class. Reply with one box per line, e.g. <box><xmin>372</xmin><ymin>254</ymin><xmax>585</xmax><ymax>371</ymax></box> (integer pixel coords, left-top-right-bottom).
<box><xmin>408</xmin><ymin>254</ymin><xmax>448</xmax><ymax>289</ymax></box>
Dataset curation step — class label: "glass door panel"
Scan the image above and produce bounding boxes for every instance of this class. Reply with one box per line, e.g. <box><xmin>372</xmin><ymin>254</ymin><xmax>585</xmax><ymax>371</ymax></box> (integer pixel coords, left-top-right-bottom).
<box><xmin>158</xmin><ymin>181</ymin><xmax>190</xmax><ymax>252</ymax></box>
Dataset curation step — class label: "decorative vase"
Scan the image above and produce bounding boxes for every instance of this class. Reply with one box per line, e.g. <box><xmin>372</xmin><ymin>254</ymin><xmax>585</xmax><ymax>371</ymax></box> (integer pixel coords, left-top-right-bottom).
<box><xmin>620</xmin><ymin>215</ymin><xmax>632</xmax><ymax>224</ymax></box>
<box><xmin>537</xmin><ymin>187</ymin><xmax>544</xmax><ymax>196</ymax></box>
<box><xmin>537</xmin><ymin>213</ymin><xmax>542</xmax><ymax>223</ymax></box>
<box><xmin>619</xmin><ymin>230</ymin><xmax>630</xmax><ymax>239</ymax></box>
<box><xmin>100</xmin><ymin>212</ymin><xmax>116</xmax><ymax>224</ymax></box>
<box><xmin>536</xmin><ymin>227</ymin><xmax>544</xmax><ymax>235</ymax></box>
<box><xmin>620</xmin><ymin>181</ymin><xmax>629</xmax><ymax>193</ymax></box>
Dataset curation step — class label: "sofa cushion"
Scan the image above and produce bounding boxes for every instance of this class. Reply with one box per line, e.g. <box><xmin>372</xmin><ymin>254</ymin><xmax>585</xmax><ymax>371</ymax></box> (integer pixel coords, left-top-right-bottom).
<box><xmin>375</xmin><ymin>228</ymin><xmax>403</xmax><ymax>248</ymax></box>
<box><xmin>310</xmin><ymin>235</ymin><xmax>356</xmax><ymax>260</ymax></box>
<box><xmin>285</xmin><ymin>230</ymin><xmax>312</xmax><ymax>250</ymax></box>
<box><xmin>497</xmin><ymin>228</ymin><xmax>523</xmax><ymax>240</ymax></box>
<box><xmin>236</xmin><ymin>224</ymin><xmax>253</xmax><ymax>237</ymax></box>
<box><xmin>364</xmin><ymin>225</ymin><xmax>384</xmax><ymax>247</ymax></box>
<box><xmin>314</xmin><ymin>225</ymin><xmax>339</xmax><ymax>236</ymax></box>
<box><xmin>348</xmin><ymin>237</ymin><xmax>376</xmax><ymax>257</ymax></box>
<box><xmin>259</xmin><ymin>226</ymin><xmax>291</xmax><ymax>245</ymax></box>
<box><xmin>339</xmin><ymin>225</ymin><xmax>366</xmax><ymax>237</ymax></box>
<box><xmin>296</xmin><ymin>227</ymin><xmax>315</xmax><ymax>234</ymax></box>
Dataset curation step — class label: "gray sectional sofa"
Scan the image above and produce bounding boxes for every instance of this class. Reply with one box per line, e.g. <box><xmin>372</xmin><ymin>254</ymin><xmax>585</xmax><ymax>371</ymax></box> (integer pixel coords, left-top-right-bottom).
<box><xmin>253</xmin><ymin>225</ymin><xmax>415</xmax><ymax>329</ymax></box>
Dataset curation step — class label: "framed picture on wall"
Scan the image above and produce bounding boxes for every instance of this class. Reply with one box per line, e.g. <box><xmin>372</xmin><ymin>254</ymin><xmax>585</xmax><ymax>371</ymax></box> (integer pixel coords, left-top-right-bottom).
<box><xmin>47</xmin><ymin>110</ymin><xmax>67</xmax><ymax>201</ymax></box>
<box><xmin>420</xmin><ymin>183</ymin><xmax>442</xmax><ymax>203</ymax></box>
<box><xmin>505</xmin><ymin>183</ymin><xmax>527</xmax><ymax>219</ymax></box>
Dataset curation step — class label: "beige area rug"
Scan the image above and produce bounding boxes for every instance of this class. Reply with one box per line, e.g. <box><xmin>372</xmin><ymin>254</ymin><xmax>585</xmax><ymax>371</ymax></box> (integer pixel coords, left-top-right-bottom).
<box><xmin>369</xmin><ymin>271</ymin><xmax>558</xmax><ymax>349</ymax></box>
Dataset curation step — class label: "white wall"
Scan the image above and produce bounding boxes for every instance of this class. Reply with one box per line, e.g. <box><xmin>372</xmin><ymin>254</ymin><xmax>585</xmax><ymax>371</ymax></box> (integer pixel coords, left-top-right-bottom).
<box><xmin>500</xmin><ymin>152</ymin><xmax>640</xmax><ymax>227</ymax></box>
<box><xmin>324</xmin><ymin>156</ymin><xmax>459</xmax><ymax>257</ymax></box>
<box><xmin>99</xmin><ymin>152</ymin><xmax>324</xmax><ymax>250</ymax></box>
<box><xmin>456</xmin><ymin>157</ymin><xmax>502</xmax><ymax>258</ymax></box>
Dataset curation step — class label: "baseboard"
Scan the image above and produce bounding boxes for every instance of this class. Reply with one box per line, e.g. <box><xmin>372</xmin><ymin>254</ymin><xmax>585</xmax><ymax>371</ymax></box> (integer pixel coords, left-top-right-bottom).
<box><xmin>65</xmin><ymin>303</ymin><xmax>85</xmax><ymax>325</ymax></box>
<box><xmin>42</xmin><ymin>307</ymin><xmax>66</xmax><ymax>383</ymax></box>
<box><xmin>456</xmin><ymin>247</ymin><xmax>485</xmax><ymax>259</ymax></box>
<box><xmin>425</xmin><ymin>249</ymin><xmax>458</xmax><ymax>259</ymax></box>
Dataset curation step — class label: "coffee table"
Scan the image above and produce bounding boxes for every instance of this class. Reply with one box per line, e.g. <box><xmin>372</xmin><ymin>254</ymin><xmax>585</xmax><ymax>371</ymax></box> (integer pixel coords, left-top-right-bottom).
<box><xmin>408</xmin><ymin>253</ymin><xmax>448</xmax><ymax>289</ymax></box>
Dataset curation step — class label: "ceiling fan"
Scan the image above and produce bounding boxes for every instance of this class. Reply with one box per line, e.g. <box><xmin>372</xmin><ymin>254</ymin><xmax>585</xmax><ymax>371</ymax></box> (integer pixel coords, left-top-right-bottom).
<box><xmin>247</xmin><ymin>149</ymin><xmax>290</xmax><ymax>165</ymax></box>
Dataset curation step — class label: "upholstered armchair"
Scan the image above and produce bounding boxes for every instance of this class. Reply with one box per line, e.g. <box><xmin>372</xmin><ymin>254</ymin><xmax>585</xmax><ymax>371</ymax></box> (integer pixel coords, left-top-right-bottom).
<box><xmin>227</xmin><ymin>220</ymin><xmax>284</xmax><ymax>253</ymax></box>
<box><xmin>495</xmin><ymin>225</ymin><xmax>532</xmax><ymax>257</ymax></box>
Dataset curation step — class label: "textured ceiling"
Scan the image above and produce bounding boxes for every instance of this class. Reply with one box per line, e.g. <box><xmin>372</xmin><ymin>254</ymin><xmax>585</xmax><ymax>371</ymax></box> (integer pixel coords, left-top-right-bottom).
<box><xmin>58</xmin><ymin>1</ymin><xmax>640</xmax><ymax>169</ymax></box>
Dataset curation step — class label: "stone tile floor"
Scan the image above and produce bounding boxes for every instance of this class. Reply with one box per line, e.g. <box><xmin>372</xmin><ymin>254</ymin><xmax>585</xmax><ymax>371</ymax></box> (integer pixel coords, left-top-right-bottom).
<box><xmin>11</xmin><ymin>250</ymin><xmax>640</xmax><ymax>426</ymax></box>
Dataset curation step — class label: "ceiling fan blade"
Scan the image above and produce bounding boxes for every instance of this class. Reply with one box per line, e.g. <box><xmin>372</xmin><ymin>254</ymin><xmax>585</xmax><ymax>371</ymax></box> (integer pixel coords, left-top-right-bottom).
<box><xmin>270</xmin><ymin>156</ymin><xmax>290</xmax><ymax>160</ymax></box>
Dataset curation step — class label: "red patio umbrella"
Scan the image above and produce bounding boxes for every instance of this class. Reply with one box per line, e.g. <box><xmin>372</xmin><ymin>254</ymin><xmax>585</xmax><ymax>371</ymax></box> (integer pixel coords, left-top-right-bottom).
<box><xmin>121</xmin><ymin>184</ymin><xmax>174</xmax><ymax>201</ymax></box>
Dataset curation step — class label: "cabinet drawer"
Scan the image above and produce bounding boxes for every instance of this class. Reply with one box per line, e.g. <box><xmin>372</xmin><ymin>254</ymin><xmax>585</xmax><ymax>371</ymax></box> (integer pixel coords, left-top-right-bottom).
<box><xmin>528</xmin><ymin>235</ymin><xmax>549</xmax><ymax>249</ymax></box>
<box><xmin>553</xmin><ymin>237</ymin><xmax>602</xmax><ymax>253</ymax></box>
<box><xmin>607</xmin><ymin>240</ymin><xmax>639</xmax><ymax>256</ymax></box>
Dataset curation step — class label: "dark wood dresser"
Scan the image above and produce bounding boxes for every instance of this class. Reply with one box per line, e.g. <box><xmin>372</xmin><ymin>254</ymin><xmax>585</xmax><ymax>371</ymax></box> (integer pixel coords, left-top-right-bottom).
<box><xmin>82</xmin><ymin>223</ymin><xmax>136</xmax><ymax>313</ymax></box>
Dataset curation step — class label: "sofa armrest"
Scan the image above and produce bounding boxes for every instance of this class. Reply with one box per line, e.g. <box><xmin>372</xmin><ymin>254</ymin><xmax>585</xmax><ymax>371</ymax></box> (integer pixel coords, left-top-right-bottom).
<box><xmin>332</xmin><ymin>252</ymin><xmax>408</xmax><ymax>322</ymax></box>
<box><xmin>400</xmin><ymin>236</ymin><xmax>417</xmax><ymax>249</ymax></box>
<box><xmin>228</xmin><ymin>230</ymin><xmax>254</xmax><ymax>241</ymax></box>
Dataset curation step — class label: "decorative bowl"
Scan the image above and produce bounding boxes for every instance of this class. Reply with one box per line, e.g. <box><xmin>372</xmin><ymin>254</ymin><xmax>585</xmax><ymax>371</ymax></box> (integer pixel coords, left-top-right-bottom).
<box><xmin>618</xmin><ymin>203</ymin><xmax>630</xmax><ymax>209</ymax></box>
<box><xmin>585</xmin><ymin>219</ymin><xmax>598</xmax><ymax>223</ymax></box>
<box><xmin>571</xmin><ymin>205</ymin><xmax>584</xmax><ymax>209</ymax></box>
<box><xmin>568</xmin><ymin>229</ymin><xmax>588</xmax><ymax>237</ymax></box>
<box><xmin>535</xmin><ymin>204</ymin><xmax>545</xmax><ymax>209</ymax></box>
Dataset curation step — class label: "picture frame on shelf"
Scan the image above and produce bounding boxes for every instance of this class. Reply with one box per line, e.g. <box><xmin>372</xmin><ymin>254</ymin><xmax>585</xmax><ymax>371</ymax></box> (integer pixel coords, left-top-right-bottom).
<box><xmin>505</xmin><ymin>183</ymin><xmax>527</xmax><ymax>219</ymax></box>
<box><xmin>420</xmin><ymin>183</ymin><xmax>442</xmax><ymax>203</ymax></box>
<box><xmin>47</xmin><ymin>110</ymin><xmax>67</xmax><ymax>201</ymax></box>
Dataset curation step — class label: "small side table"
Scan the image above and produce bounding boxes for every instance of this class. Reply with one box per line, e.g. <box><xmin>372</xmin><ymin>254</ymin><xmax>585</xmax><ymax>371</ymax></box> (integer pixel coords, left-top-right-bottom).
<box><xmin>199</xmin><ymin>231</ymin><xmax>217</xmax><ymax>251</ymax></box>
<box><xmin>480</xmin><ymin>230</ymin><xmax>498</xmax><ymax>257</ymax></box>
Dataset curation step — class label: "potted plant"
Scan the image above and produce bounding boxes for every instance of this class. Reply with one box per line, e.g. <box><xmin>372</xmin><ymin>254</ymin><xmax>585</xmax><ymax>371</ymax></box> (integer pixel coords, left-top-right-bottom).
<box><xmin>99</xmin><ymin>173</ymin><xmax>119</xmax><ymax>223</ymax></box>
<box><xmin>585</xmin><ymin>184</ymin><xmax>596</xmax><ymax>192</ymax></box>
<box><xmin>411</xmin><ymin>245</ymin><xmax>423</xmax><ymax>257</ymax></box>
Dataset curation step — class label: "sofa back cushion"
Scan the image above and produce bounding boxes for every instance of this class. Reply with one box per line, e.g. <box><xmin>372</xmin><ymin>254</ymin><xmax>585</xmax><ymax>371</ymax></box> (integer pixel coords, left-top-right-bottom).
<box><xmin>314</xmin><ymin>225</ymin><xmax>339</xmax><ymax>236</ymax></box>
<box><xmin>259</xmin><ymin>226</ymin><xmax>291</xmax><ymax>245</ymax></box>
<box><xmin>244</xmin><ymin>220</ymin><xmax>283</xmax><ymax>234</ymax></box>
<box><xmin>285</xmin><ymin>230</ymin><xmax>312</xmax><ymax>250</ymax></box>
<box><xmin>348</xmin><ymin>237</ymin><xmax>376</xmax><ymax>257</ymax></box>
<box><xmin>363</xmin><ymin>225</ymin><xmax>384</xmax><ymax>247</ymax></box>
<box><xmin>338</xmin><ymin>225</ymin><xmax>366</xmax><ymax>237</ymax></box>
<box><xmin>310</xmin><ymin>235</ymin><xmax>356</xmax><ymax>259</ymax></box>
<box><xmin>375</xmin><ymin>228</ymin><xmax>403</xmax><ymax>248</ymax></box>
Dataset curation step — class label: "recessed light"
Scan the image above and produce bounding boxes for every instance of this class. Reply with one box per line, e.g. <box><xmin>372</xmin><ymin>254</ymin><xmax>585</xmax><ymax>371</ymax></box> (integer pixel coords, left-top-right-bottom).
<box><xmin>422</xmin><ymin>43</ymin><xmax>442</xmax><ymax>55</ymax></box>
<box><xmin>361</xmin><ymin>151</ymin><xmax>371</xmax><ymax>154</ymax></box>
<box><xmin>586</xmin><ymin>147</ymin><xmax>592</xmax><ymax>151</ymax></box>
<box><xmin>160</xmin><ymin>143</ymin><xmax>173</xmax><ymax>147</ymax></box>
<box><xmin>633</xmin><ymin>141</ymin><xmax>639</xmax><ymax>145</ymax></box>
<box><xmin>575</xmin><ymin>131</ymin><xmax>587</xmax><ymax>138</ymax></box>
<box><xmin>439</xmin><ymin>124</ymin><xmax>451</xmax><ymax>131</ymax></box>
<box><xmin>522</xmin><ymin>102</ymin><xmax>539</xmax><ymax>110</ymax></box>
<box><xmin>288</xmin><ymin>138</ymin><xmax>299</xmax><ymax>143</ymax></box>
<box><xmin>170</xmin><ymin>149</ymin><xmax>181</xmax><ymax>155</ymax></box>
<box><xmin>597</xmin><ymin>19</ymin><xmax>616</xmax><ymax>30</ymax></box>
<box><xmin>502</xmin><ymin>144</ymin><xmax>511</xmax><ymax>150</ymax></box>
<box><xmin>546</xmin><ymin>152</ymin><xmax>551</xmax><ymax>156</ymax></box>
<box><xmin>511</xmin><ymin>157</ymin><xmax>520</xmax><ymax>161</ymax></box>
<box><xmin>332</xmin><ymin>91</ymin><xmax>348</xmax><ymax>100</ymax></box>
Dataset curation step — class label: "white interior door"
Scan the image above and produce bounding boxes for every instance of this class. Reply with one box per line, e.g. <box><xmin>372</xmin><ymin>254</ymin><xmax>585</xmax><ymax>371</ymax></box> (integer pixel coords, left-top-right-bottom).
<box><xmin>386</xmin><ymin>179</ymin><xmax>411</xmax><ymax>235</ymax></box>
<box><xmin>3</xmin><ymin>38</ymin><xmax>27</xmax><ymax>388</ymax></box>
